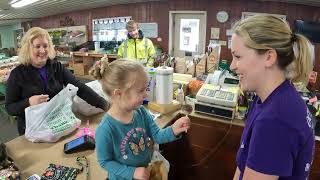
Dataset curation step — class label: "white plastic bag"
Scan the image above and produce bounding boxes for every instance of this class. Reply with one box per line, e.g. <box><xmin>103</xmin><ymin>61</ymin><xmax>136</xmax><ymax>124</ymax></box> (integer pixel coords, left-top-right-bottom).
<box><xmin>25</xmin><ymin>84</ymin><xmax>81</xmax><ymax>143</ymax></box>
<box><xmin>151</xmin><ymin>150</ymin><xmax>170</xmax><ymax>172</ymax></box>
<box><xmin>148</xmin><ymin>150</ymin><xmax>170</xmax><ymax>180</ymax></box>
<box><xmin>72</xmin><ymin>80</ymin><xmax>109</xmax><ymax>116</ymax></box>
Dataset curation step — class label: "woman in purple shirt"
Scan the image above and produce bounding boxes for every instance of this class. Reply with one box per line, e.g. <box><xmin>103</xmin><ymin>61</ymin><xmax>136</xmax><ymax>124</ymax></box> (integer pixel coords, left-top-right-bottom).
<box><xmin>231</xmin><ymin>15</ymin><xmax>315</xmax><ymax>180</ymax></box>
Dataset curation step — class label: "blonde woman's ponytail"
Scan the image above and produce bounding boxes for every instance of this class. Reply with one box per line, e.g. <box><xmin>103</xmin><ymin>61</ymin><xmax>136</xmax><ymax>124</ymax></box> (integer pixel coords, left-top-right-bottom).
<box><xmin>291</xmin><ymin>34</ymin><xmax>313</xmax><ymax>84</ymax></box>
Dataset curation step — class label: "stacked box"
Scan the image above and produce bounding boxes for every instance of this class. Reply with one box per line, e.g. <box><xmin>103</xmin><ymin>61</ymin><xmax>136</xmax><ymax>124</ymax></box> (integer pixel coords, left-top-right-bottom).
<box><xmin>73</xmin><ymin>63</ymin><xmax>91</xmax><ymax>75</ymax></box>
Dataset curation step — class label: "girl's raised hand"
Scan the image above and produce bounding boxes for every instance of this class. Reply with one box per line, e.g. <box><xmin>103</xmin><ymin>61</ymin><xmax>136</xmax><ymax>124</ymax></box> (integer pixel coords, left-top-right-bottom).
<box><xmin>172</xmin><ymin>116</ymin><xmax>190</xmax><ymax>135</ymax></box>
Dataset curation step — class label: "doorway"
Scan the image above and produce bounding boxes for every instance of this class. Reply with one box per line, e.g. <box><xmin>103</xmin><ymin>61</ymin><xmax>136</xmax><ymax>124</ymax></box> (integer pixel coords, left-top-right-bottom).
<box><xmin>169</xmin><ymin>11</ymin><xmax>207</xmax><ymax>58</ymax></box>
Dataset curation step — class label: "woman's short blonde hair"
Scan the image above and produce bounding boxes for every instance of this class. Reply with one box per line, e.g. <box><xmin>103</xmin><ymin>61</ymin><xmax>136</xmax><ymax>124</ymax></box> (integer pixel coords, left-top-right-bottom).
<box><xmin>126</xmin><ymin>20</ymin><xmax>139</xmax><ymax>31</ymax></box>
<box><xmin>18</xmin><ymin>27</ymin><xmax>55</xmax><ymax>65</ymax></box>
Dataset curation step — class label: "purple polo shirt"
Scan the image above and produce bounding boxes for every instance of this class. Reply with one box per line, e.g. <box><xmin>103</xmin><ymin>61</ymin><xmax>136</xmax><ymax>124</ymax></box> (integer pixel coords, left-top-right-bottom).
<box><xmin>236</xmin><ymin>80</ymin><xmax>315</xmax><ymax>180</ymax></box>
<box><xmin>36</xmin><ymin>66</ymin><xmax>48</xmax><ymax>90</ymax></box>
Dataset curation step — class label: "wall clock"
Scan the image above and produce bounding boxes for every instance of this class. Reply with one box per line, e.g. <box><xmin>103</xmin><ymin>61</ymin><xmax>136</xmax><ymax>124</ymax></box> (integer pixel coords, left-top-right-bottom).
<box><xmin>216</xmin><ymin>11</ymin><xmax>229</xmax><ymax>23</ymax></box>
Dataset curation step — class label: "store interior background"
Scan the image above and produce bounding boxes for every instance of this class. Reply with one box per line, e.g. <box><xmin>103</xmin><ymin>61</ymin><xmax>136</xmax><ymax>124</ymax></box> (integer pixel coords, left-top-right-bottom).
<box><xmin>1</xmin><ymin>0</ymin><xmax>320</xmax><ymax>142</ymax></box>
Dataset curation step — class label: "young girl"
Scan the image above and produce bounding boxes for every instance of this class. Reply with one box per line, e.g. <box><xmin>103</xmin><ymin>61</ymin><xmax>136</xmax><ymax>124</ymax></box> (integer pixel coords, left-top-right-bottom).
<box><xmin>92</xmin><ymin>60</ymin><xmax>190</xmax><ymax>180</ymax></box>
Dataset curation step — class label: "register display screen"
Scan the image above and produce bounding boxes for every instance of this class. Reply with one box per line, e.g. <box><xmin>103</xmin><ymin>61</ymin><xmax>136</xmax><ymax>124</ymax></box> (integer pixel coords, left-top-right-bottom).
<box><xmin>66</xmin><ymin>136</ymin><xmax>85</xmax><ymax>149</ymax></box>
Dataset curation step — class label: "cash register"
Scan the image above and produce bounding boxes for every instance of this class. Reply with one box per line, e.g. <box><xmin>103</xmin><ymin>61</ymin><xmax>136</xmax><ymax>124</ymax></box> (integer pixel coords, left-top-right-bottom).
<box><xmin>195</xmin><ymin>70</ymin><xmax>240</xmax><ymax>119</ymax></box>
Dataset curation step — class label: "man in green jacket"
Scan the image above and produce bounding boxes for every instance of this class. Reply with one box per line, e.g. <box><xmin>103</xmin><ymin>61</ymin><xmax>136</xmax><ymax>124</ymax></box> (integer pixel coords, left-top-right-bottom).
<box><xmin>117</xmin><ymin>20</ymin><xmax>155</xmax><ymax>67</ymax></box>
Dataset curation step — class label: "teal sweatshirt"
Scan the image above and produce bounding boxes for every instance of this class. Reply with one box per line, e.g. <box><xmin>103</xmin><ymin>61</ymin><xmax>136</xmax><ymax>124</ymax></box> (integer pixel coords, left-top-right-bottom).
<box><xmin>95</xmin><ymin>106</ymin><xmax>179</xmax><ymax>180</ymax></box>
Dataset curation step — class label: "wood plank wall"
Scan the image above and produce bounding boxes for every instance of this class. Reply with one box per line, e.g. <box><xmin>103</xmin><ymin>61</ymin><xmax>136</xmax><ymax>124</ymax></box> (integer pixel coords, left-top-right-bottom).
<box><xmin>30</xmin><ymin>0</ymin><xmax>320</xmax><ymax>89</ymax></box>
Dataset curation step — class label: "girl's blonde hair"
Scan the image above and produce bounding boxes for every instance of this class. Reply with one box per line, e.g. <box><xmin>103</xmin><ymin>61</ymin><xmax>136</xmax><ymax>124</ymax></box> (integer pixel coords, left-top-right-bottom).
<box><xmin>232</xmin><ymin>15</ymin><xmax>313</xmax><ymax>84</ymax></box>
<box><xmin>89</xmin><ymin>59</ymin><xmax>146</xmax><ymax>96</ymax></box>
<box><xmin>18</xmin><ymin>27</ymin><xmax>55</xmax><ymax>65</ymax></box>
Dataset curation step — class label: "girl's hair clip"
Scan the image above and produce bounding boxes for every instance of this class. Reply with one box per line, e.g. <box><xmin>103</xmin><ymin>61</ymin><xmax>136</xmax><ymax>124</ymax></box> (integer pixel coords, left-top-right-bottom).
<box><xmin>96</xmin><ymin>60</ymin><xmax>101</xmax><ymax>67</ymax></box>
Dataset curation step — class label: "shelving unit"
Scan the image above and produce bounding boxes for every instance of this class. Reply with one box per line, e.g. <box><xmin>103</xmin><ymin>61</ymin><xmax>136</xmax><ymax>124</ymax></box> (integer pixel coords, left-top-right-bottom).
<box><xmin>70</xmin><ymin>52</ymin><xmax>117</xmax><ymax>75</ymax></box>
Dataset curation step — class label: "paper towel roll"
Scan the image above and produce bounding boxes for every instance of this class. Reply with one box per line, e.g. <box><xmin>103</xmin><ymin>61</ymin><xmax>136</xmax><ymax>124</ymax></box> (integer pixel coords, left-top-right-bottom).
<box><xmin>94</xmin><ymin>41</ymin><xmax>100</xmax><ymax>52</ymax></box>
<box><xmin>156</xmin><ymin>67</ymin><xmax>173</xmax><ymax>104</ymax></box>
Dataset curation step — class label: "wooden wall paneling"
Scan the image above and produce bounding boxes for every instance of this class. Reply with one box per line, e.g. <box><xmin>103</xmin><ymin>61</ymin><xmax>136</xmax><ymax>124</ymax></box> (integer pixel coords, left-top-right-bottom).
<box><xmin>87</xmin><ymin>11</ymin><xmax>92</xmax><ymax>42</ymax></box>
<box><xmin>168</xmin><ymin>0</ymin><xmax>208</xmax><ymax>11</ymax></box>
<box><xmin>206</xmin><ymin>0</ymin><xmax>317</xmax><ymax>63</ymax></box>
<box><xmin>31</xmin><ymin>0</ymin><xmax>319</xmax><ymax>51</ymax></box>
<box><xmin>31</xmin><ymin>0</ymin><xmax>320</xmax><ymax>89</ymax></box>
<box><xmin>150</xmin><ymin>2</ymin><xmax>168</xmax><ymax>51</ymax></box>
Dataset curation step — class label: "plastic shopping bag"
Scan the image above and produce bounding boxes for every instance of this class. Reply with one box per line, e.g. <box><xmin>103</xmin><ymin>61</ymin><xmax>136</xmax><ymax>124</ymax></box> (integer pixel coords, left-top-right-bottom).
<box><xmin>148</xmin><ymin>150</ymin><xmax>170</xmax><ymax>180</ymax></box>
<box><xmin>25</xmin><ymin>84</ymin><xmax>81</xmax><ymax>143</ymax></box>
<box><xmin>72</xmin><ymin>80</ymin><xmax>109</xmax><ymax>116</ymax></box>
<box><xmin>151</xmin><ymin>150</ymin><xmax>170</xmax><ymax>172</ymax></box>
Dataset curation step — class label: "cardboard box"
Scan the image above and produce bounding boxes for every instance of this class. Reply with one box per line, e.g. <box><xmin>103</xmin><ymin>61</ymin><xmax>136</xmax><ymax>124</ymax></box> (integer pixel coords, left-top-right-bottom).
<box><xmin>173</xmin><ymin>73</ymin><xmax>192</xmax><ymax>94</ymax></box>
<box><xmin>196</xmin><ymin>63</ymin><xmax>205</xmax><ymax>77</ymax></box>
<box><xmin>174</xmin><ymin>57</ymin><xmax>187</xmax><ymax>73</ymax></box>
<box><xmin>73</xmin><ymin>63</ymin><xmax>91</xmax><ymax>75</ymax></box>
<box><xmin>186</xmin><ymin>63</ymin><xmax>196</xmax><ymax>77</ymax></box>
<box><xmin>148</xmin><ymin>100</ymin><xmax>181</xmax><ymax>114</ymax></box>
<box><xmin>195</xmin><ymin>54</ymin><xmax>207</xmax><ymax>77</ymax></box>
<box><xmin>83</xmin><ymin>56</ymin><xmax>95</xmax><ymax>66</ymax></box>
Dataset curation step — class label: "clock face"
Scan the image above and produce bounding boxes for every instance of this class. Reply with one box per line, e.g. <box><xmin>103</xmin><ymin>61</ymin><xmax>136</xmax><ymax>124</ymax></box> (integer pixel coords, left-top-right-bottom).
<box><xmin>216</xmin><ymin>11</ymin><xmax>229</xmax><ymax>23</ymax></box>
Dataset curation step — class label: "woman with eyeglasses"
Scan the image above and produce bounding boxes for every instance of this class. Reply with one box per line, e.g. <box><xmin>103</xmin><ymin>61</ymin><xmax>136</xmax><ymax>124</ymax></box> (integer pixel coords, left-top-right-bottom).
<box><xmin>5</xmin><ymin>27</ymin><xmax>109</xmax><ymax>135</ymax></box>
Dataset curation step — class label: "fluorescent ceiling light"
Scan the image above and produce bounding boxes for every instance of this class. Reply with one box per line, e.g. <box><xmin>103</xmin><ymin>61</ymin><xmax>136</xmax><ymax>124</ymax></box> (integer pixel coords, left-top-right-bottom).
<box><xmin>11</xmin><ymin>0</ymin><xmax>40</xmax><ymax>8</ymax></box>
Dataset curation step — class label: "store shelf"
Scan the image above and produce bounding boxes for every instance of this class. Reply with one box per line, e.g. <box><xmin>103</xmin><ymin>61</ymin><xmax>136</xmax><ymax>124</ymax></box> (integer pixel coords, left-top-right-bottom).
<box><xmin>70</xmin><ymin>52</ymin><xmax>117</xmax><ymax>75</ymax></box>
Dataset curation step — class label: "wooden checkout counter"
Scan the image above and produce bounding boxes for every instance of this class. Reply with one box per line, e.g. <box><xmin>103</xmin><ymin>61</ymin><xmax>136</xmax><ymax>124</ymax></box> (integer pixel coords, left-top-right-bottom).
<box><xmin>5</xmin><ymin>109</ymin><xmax>320</xmax><ymax>179</ymax></box>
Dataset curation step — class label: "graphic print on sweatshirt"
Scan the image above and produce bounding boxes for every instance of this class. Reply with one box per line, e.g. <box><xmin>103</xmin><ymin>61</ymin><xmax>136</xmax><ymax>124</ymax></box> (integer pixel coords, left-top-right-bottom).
<box><xmin>304</xmin><ymin>109</ymin><xmax>315</xmax><ymax>174</ymax></box>
<box><xmin>120</xmin><ymin>127</ymin><xmax>154</xmax><ymax>160</ymax></box>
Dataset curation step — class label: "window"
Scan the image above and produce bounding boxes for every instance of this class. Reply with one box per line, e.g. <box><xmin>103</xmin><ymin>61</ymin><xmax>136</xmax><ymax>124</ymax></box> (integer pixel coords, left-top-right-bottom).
<box><xmin>92</xmin><ymin>16</ymin><xmax>131</xmax><ymax>42</ymax></box>
<box><xmin>179</xmin><ymin>18</ymin><xmax>199</xmax><ymax>52</ymax></box>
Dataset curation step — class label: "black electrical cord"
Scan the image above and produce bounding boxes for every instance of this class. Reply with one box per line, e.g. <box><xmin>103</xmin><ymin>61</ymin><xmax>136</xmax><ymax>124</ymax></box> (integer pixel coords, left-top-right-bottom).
<box><xmin>191</xmin><ymin>118</ymin><xmax>233</xmax><ymax>167</ymax></box>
